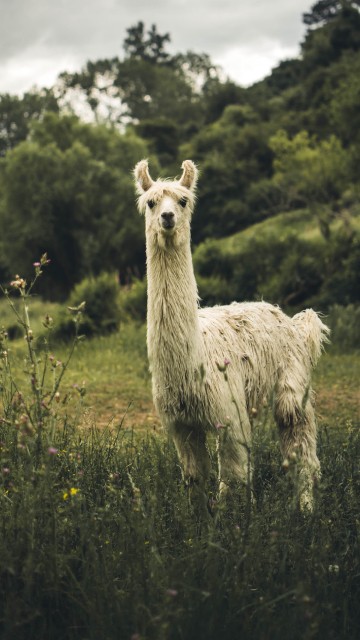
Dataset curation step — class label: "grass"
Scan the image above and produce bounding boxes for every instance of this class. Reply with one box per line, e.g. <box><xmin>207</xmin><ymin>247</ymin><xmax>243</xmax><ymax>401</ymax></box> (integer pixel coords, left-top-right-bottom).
<box><xmin>0</xmin><ymin>292</ymin><xmax>359</xmax><ymax>640</ymax></box>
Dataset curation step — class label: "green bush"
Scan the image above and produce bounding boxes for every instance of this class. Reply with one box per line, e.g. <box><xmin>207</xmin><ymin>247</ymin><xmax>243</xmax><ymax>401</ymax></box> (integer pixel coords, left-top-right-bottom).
<box><xmin>53</xmin><ymin>272</ymin><xmax>121</xmax><ymax>340</ymax></box>
<box><xmin>326</xmin><ymin>304</ymin><xmax>360</xmax><ymax>351</ymax></box>
<box><xmin>119</xmin><ymin>278</ymin><xmax>147</xmax><ymax>321</ymax></box>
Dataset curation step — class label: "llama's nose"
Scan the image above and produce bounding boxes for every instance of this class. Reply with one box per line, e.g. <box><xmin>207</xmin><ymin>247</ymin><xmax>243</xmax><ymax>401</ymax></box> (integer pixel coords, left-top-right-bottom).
<box><xmin>161</xmin><ymin>212</ymin><xmax>175</xmax><ymax>229</ymax></box>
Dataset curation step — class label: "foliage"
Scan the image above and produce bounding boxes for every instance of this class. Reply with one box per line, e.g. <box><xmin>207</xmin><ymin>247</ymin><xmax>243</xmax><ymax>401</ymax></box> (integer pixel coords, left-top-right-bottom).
<box><xmin>0</xmin><ymin>113</ymin><xmax>149</xmax><ymax>298</ymax></box>
<box><xmin>53</xmin><ymin>273</ymin><xmax>121</xmax><ymax>341</ymax></box>
<box><xmin>0</xmin><ymin>257</ymin><xmax>82</xmax><ymax>460</ymax></box>
<box><xmin>119</xmin><ymin>278</ymin><xmax>147</xmax><ymax>322</ymax></box>
<box><xmin>123</xmin><ymin>21</ymin><xmax>171</xmax><ymax>64</ymax></box>
<box><xmin>1</xmin><ymin>10</ymin><xmax>360</xmax><ymax>310</ymax></box>
<box><xmin>0</xmin><ymin>263</ymin><xmax>359</xmax><ymax>640</ymax></box>
<box><xmin>194</xmin><ymin>209</ymin><xmax>360</xmax><ymax>311</ymax></box>
<box><xmin>182</xmin><ymin>105</ymin><xmax>272</xmax><ymax>243</ymax></box>
<box><xmin>0</xmin><ymin>89</ymin><xmax>59</xmax><ymax>156</ymax></box>
<box><xmin>303</xmin><ymin>0</ymin><xmax>360</xmax><ymax>26</ymax></box>
<box><xmin>0</xmin><ymin>283</ymin><xmax>359</xmax><ymax>639</ymax></box>
<box><xmin>326</xmin><ymin>303</ymin><xmax>360</xmax><ymax>350</ymax></box>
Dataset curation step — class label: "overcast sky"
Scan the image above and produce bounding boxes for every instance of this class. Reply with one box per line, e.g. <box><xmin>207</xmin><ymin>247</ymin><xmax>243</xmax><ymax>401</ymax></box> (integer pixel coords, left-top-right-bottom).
<box><xmin>0</xmin><ymin>0</ymin><xmax>312</xmax><ymax>95</ymax></box>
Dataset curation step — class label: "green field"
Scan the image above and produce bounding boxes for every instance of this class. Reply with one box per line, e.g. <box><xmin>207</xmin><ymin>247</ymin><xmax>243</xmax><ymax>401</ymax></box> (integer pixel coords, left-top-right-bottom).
<box><xmin>0</xmin><ymin>296</ymin><xmax>359</xmax><ymax>640</ymax></box>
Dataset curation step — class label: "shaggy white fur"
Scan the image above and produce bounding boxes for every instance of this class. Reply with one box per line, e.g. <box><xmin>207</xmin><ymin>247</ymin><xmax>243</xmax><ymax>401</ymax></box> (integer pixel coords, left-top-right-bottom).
<box><xmin>134</xmin><ymin>159</ymin><xmax>330</xmax><ymax>511</ymax></box>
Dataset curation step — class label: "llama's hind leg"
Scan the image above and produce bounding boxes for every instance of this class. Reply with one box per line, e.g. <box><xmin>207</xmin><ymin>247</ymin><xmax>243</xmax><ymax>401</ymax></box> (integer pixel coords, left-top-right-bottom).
<box><xmin>275</xmin><ymin>388</ymin><xmax>320</xmax><ymax>511</ymax></box>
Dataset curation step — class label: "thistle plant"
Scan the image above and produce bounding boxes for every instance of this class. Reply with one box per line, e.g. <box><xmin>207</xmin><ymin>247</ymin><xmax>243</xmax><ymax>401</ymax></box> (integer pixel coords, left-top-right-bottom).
<box><xmin>0</xmin><ymin>254</ymin><xmax>84</xmax><ymax>463</ymax></box>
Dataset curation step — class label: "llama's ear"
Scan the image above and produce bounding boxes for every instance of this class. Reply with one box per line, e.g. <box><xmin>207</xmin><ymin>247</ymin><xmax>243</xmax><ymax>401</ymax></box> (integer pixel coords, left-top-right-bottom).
<box><xmin>134</xmin><ymin>159</ymin><xmax>154</xmax><ymax>193</ymax></box>
<box><xmin>178</xmin><ymin>160</ymin><xmax>198</xmax><ymax>191</ymax></box>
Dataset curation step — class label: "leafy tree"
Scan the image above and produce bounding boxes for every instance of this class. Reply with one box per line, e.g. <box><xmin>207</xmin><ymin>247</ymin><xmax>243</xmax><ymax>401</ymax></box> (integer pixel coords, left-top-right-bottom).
<box><xmin>0</xmin><ymin>90</ymin><xmax>58</xmax><ymax>156</ymax></box>
<box><xmin>123</xmin><ymin>21</ymin><xmax>171</xmax><ymax>64</ymax></box>
<box><xmin>182</xmin><ymin>104</ymin><xmax>273</xmax><ymax>242</ymax></box>
<box><xmin>269</xmin><ymin>129</ymin><xmax>349</xmax><ymax>236</ymax></box>
<box><xmin>301</xmin><ymin>1</ymin><xmax>360</xmax><ymax>67</ymax></box>
<box><xmin>303</xmin><ymin>0</ymin><xmax>360</xmax><ymax>26</ymax></box>
<box><xmin>0</xmin><ymin>114</ymin><xmax>150</xmax><ymax>298</ymax></box>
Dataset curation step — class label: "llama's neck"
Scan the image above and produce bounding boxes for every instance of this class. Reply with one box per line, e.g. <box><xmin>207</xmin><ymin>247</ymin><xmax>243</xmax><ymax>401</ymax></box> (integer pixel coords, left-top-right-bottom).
<box><xmin>146</xmin><ymin>235</ymin><xmax>203</xmax><ymax>378</ymax></box>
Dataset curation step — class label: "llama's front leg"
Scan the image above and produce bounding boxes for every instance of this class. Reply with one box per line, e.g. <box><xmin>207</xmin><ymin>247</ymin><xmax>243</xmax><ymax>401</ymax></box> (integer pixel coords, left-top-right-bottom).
<box><xmin>275</xmin><ymin>393</ymin><xmax>320</xmax><ymax>512</ymax></box>
<box><xmin>170</xmin><ymin>422</ymin><xmax>212</xmax><ymax>518</ymax></box>
<box><xmin>217</xmin><ymin>411</ymin><xmax>253</xmax><ymax>504</ymax></box>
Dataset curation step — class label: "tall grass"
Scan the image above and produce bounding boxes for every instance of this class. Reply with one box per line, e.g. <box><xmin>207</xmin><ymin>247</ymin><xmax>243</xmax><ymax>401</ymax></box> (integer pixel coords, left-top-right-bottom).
<box><xmin>1</xmin><ymin>419</ymin><xmax>359</xmax><ymax>640</ymax></box>
<box><xmin>1</xmin><ymin>265</ymin><xmax>359</xmax><ymax>640</ymax></box>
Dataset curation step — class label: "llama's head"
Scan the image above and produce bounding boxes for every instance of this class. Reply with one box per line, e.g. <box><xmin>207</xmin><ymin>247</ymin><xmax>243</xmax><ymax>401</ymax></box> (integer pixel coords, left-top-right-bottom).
<box><xmin>134</xmin><ymin>160</ymin><xmax>198</xmax><ymax>247</ymax></box>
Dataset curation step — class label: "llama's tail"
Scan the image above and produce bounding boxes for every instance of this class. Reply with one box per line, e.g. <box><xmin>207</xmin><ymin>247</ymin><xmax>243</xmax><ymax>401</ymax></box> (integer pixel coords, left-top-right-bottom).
<box><xmin>292</xmin><ymin>309</ymin><xmax>330</xmax><ymax>367</ymax></box>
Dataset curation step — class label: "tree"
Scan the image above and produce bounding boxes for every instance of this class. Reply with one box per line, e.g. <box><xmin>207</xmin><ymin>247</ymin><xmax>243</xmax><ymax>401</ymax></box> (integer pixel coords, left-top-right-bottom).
<box><xmin>123</xmin><ymin>21</ymin><xmax>171</xmax><ymax>64</ymax></box>
<box><xmin>0</xmin><ymin>113</ymin><xmax>151</xmax><ymax>298</ymax></box>
<box><xmin>181</xmin><ymin>104</ymin><xmax>272</xmax><ymax>242</ymax></box>
<box><xmin>0</xmin><ymin>90</ymin><xmax>58</xmax><ymax>156</ymax></box>
<box><xmin>269</xmin><ymin>129</ymin><xmax>349</xmax><ymax>237</ymax></box>
<box><xmin>303</xmin><ymin>0</ymin><xmax>360</xmax><ymax>26</ymax></box>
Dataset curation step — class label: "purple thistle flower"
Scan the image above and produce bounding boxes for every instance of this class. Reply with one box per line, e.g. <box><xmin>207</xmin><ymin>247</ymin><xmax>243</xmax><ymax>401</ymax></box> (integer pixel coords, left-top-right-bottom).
<box><xmin>48</xmin><ymin>447</ymin><xmax>58</xmax><ymax>455</ymax></box>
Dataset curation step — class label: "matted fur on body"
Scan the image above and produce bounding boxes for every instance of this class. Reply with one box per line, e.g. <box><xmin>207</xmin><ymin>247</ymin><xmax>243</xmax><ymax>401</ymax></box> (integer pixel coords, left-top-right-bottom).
<box><xmin>134</xmin><ymin>159</ymin><xmax>330</xmax><ymax>510</ymax></box>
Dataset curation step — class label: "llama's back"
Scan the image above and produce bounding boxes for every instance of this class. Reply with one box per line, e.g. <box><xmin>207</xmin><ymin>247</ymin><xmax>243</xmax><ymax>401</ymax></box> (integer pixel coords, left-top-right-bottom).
<box><xmin>198</xmin><ymin>301</ymin><xmax>328</xmax><ymax>412</ymax></box>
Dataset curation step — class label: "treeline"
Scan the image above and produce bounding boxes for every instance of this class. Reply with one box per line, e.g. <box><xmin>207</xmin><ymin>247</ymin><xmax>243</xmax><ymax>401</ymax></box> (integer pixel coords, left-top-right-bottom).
<box><xmin>0</xmin><ymin>0</ymin><xmax>359</xmax><ymax>310</ymax></box>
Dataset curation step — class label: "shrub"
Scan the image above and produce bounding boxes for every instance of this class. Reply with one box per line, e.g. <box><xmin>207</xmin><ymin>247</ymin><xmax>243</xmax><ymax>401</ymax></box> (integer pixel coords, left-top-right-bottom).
<box><xmin>326</xmin><ymin>304</ymin><xmax>360</xmax><ymax>351</ymax></box>
<box><xmin>119</xmin><ymin>278</ymin><xmax>147</xmax><ymax>322</ymax></box>
<box><xmin>53</xmin><ymin>272</ymin><xmax>121</xmax><ymax>340</ymax></box>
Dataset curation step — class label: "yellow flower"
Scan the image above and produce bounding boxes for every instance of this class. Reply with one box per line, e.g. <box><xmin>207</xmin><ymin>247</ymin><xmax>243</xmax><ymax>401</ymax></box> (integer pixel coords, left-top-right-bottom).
<box><xmin>62</xmin><ymin>487</ymin><xmax>79</xmax><ymax>500</ymax></box>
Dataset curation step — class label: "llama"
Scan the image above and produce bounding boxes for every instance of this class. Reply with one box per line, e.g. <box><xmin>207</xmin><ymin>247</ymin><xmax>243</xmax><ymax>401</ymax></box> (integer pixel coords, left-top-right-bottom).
<box><xmin>134</xmin><ymin>159</ymin><xmax>329</xmax><ymax>511</ymax></box>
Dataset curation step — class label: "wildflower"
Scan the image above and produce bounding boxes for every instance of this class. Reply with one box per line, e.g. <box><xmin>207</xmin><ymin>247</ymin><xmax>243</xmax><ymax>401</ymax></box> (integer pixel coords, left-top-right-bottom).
<box><xmin>282</xmin><ymin>458</ymin><xmax>290</xmax><ymax>470</ymax></box>
<box><xmin>10</xmin><ymin>275</ymin><xmax>26</xmax><ymax>289</ymax></box>
<box><xmin>33</xmin><ymin>262</ymin><xmax>41</xmax><ymax>268</ymax></box>
<box><xmin>2</xmin><ymin>468</ymin><xmax>10</xmax><ymax>475</ymax></box>
<box><xmin>48</xmin><ymin>447</ymin><xmax>58</xmax><ymax>456</ymax></box>
<box><xmin>251</xmin><ymin>407</ymin><xmax>258</xmax><ymax>417</ymax></box>
<box><xmin>215</xmin><ymin>422</ymin><xmax>225</xmax><ymax>430</ymax></box>
<box><xmin>55</xmin><ymin>392</ymin><xmax>60</xmax><ymax>403</ymax></box>
<box><xmin>39</xmin><ymin>253</ymin><xmax>51</xmax><ymax>266</ymax></box>
<box><xmin>62</xmin><ymin>487</ymin><xmax>79</xmax><ymax>500</ymax></box>
<box><xmin>166</xmin><ymin>588</ymin><xmax>178</xmax><ymax>597</ymax></box>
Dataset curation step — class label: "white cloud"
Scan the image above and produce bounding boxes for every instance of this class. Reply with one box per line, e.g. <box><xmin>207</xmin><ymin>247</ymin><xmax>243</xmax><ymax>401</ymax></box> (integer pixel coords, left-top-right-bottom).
<box><xmin>214</xmin><ymin>40</ymin><xmax>301</xmax><ymax>87</ymax></box>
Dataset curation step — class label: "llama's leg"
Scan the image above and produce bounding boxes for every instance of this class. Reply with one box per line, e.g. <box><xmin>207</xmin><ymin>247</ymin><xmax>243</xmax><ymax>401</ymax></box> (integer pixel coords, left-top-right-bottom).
<box><xmin>170</xmin><ymin>422</ymin><xmax>211</xmax><ymax>486</ymax></box>
<box><xmin>275</xmin><ymin>387</ymin><xmax>320</xmax><ymax>511</ymax></box>
<box><xmin>217</xmin><ymin>410</ymin><xmax>252</xmax><ymax>499</ymax></box>
<box><xmin>170</xmin><ymin>422</ymin><xmax>212</xmax><ymax>521</ymax></box>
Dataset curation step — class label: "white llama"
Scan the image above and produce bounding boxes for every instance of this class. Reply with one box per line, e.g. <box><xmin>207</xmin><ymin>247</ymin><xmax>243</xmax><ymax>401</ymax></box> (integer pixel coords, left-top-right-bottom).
<box><xmin>134</xmin><ymin>159</ymin><xmax>329</xmax><ymax>511</ymax></box>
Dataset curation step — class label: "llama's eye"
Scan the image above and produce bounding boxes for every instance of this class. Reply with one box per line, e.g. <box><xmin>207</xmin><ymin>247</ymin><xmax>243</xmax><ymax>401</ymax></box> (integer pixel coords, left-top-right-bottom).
<box><xmin>147</xmin><ymin>199</ymin><xmax>155</xmax><ymax>210</ymax></box>
<box><xmin>179</xmin><ymin>197</ymin><xmax>188</xmax><ymax>208</ymax></box>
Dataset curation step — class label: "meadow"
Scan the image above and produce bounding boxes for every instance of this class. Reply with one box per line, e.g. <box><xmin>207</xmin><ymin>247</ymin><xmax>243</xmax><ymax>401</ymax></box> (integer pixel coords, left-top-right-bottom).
<box><xmin>0</xmin><ymin>286</ymin><xmax>359</xmax><ymax>640</ymax></box>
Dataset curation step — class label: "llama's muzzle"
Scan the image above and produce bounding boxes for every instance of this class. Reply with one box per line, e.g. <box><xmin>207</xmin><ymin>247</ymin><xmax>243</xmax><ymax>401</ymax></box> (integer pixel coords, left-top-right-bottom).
<box><xmin>161</xmin><ymin>212</ymin><xmax>175</xmax><ymax>229</ymax></box>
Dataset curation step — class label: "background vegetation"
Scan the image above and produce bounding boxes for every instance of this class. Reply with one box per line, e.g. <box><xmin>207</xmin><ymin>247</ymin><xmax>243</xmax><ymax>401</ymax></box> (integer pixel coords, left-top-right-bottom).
<box><xmin>0</xmin><ymin>0</ymin><xmax>359</xmax><ymax>313</ymax></box>
<box><xmin>0</xmin><ymin>2</ymin><xmax>359</xmax><ymax>639</ymax></box>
